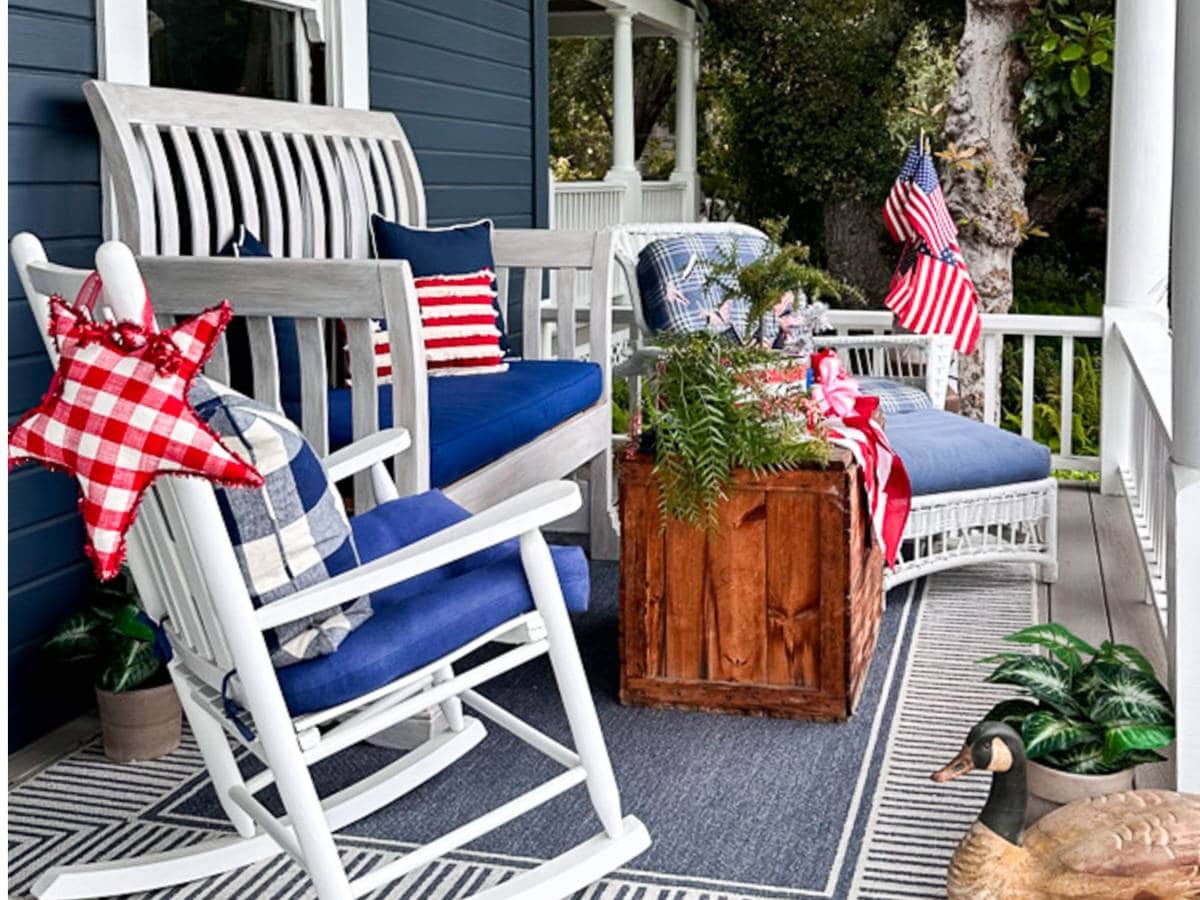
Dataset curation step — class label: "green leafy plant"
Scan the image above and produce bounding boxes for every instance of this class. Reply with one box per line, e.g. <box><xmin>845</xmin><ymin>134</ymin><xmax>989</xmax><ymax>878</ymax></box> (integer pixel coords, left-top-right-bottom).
<box><xmin>643</xmin><ymin>332</ymin><xmax>830</xmax><ymax>529</ymax></box>
<box><xmin>700</xmin><ymin>220</ymin><xmax>863</xmax><ymax>340</ymax></box>
<box><xmin>980</xmin><ymin>623</ymin><xmax>1174</xmax><ymax>774</ymax></box>
<box><xmin>44</xmin><ymin>569</ymin><xmax>166</xmax><ymax>693</ymax></box>
<box><xmin>1019</xmin><ymin>0</ymin><xmax>1115</xmax><ymax>128</ymax></box>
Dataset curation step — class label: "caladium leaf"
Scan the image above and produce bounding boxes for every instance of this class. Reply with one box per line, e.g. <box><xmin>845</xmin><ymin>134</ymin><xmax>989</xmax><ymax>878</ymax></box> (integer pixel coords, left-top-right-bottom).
<box><xmin>1042</xmin><ymin>742</ymin><xmax>1119</xmax><ymax>775</ymax></box>
<box><xmin>1096</xmin><ymin>641</ymin><xmax>1155</xmax><ymax>675</ymax></box>
<box><xmin>43</xmin><ymin>610</ymin><xmax>103</xmax><ymax>659</ymax></box>
<box><xmin>986</xmin><ymin>655</ymin><xmax>1080</xmax><ymax>716</ymax></box>
<box><xmin>1021</xmin><ymin>711</ymin><xmax>1099</xmax><ymax>758</ymax></box>
<box><xmin>1089</xmin><ymin>667</ymin><xmax>1174</xmax><ymax>726</ymax></box>
<box><xmin>1003</xmin><ymin>623</ymin><xmax>1096</xmax><ymax>672</ymax></box>
<box><xmin>983</xmin><ymin>699</ymin><xmax>1040</xmax><ymax>729</ymax></box>
<box><xmin>112</xmin><ymin>604</ymin><xmax>155</xmax><ymax>643</ymax></box>
<box><xmin>1103</xmin><ymin>724</ymin><xmax>1175</xmax><ymax>761</ymax></box>
<box><xmin>100</xmin><ymin>638</ymin><xmax>161</xmax><ymax>693</ymax></box>
<box><xmin>1105</xmin><ymin>748</ymin><xmax>1168</xmax><ymax>769</ymax></box>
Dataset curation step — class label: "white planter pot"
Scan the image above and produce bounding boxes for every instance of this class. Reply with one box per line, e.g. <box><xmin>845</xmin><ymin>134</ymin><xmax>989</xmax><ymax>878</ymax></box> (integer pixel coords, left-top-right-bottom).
<box><xmin>1027</xmin><ymin>759</ymin><xmax>1135</xmax><ymax>807</ymax></box>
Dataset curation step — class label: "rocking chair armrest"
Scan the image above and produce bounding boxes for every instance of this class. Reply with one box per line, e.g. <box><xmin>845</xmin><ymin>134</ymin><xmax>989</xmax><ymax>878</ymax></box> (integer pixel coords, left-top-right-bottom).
<box><xmin>254</xmin><ymin>480</ymin><xmax>583</xmax><ymax>631</ymax></box>
<box><xmin>323</xmin><ymin>428</ymin><xmax>411</xmax><ymax>483</ymax></box>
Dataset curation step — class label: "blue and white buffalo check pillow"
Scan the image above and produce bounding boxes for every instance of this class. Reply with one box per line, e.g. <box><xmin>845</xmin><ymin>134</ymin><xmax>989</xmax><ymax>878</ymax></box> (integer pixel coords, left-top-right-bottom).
<box><xmin>190</xmin><ymin>378</ymin><xmax>371</xmax><ymax>667</ymax></box>
<box><xmin>856</xmin><ymin>377</ymin><xmax>933</xmax><ymax>415</ymax></box>
<box><xmin>636</xmin><ymin>232</ymin><xmax>770</xmax><ymax>340</ymax></box>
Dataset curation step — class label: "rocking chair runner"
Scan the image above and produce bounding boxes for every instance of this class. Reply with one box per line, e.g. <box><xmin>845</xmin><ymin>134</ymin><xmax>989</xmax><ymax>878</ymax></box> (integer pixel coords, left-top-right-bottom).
<box><xmin>12</xmin><ymin>235</ymin><xmax>650</xmax><ymax>899</ymax></box>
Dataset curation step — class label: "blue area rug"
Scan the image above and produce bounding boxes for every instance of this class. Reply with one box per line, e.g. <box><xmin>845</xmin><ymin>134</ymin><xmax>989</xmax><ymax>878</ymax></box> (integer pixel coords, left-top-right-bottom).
<box><xmin>144</xmin><ymin>562</ymin><xmax>922</xmax><ymax>898</ymax></box>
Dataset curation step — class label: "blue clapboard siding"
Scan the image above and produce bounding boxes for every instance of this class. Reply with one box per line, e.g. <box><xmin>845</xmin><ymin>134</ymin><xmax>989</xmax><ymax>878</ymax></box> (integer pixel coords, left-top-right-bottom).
<box><xmin>5</xmin><ymin>0</ymin><xmax>549</xmax><ymax>751</ymax></box>
<box><xmin>368</xmin><ymin>0</ymin><xmax>550</xmax><ymax>345</ymax></box>
<box><xmin>7</xmin><ymin>0</ymin><xmax>101</xmax><ymax>750</ymax></box>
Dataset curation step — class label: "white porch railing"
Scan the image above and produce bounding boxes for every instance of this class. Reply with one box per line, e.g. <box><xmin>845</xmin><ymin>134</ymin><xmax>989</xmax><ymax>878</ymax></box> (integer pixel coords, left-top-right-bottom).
<box><xmin>642</xmin><ymin>181</ymin><xmax>689</xmax><ymax>222</ymax></box>
<box><xmin>549</xmin><ymin>181</ymin><xmax>626</xmax><ymax>231</ymax></box>
<box><xmin>1110</xmin><ymin>320</ymin><xmax>1173</xmax><ymax>623</ymax></box>
<box><xmin>826</xmin><ymin>310</ymin><xmax>1104</xmax><ymax>473</ymax></box>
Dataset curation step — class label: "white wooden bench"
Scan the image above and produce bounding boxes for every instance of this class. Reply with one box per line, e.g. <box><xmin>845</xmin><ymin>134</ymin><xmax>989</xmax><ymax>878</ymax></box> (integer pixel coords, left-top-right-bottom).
<box><xmin>84</xmin><ymin>80</ymin><xmax>620</xmax><ymax>558</ymax></box>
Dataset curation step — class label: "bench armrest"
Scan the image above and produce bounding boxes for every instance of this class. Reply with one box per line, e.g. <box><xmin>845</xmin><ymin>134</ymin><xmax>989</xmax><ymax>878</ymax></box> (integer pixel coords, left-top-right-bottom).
<box><xmin>818</xmin><ymin>333</ymin><xmax>954</xmax><ymax>410</ymax></box>
<box><xmin>254</xmin><ymin>480</ymin><xmax>582</xmax><ymax>631</ymax></box>
<box><xmin>323</xmin><ymin>427</ymin><xmax>411</xmax><ymax>483</ymax></box>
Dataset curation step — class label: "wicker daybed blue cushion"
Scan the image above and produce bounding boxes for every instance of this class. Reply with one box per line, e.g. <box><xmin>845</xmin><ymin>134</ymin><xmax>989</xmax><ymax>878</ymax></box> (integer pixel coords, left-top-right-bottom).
<box><xmin>885</xmin><ymin>409</ymin><xmax>1051</xmax><ymax>496</ymax></box>
<box><xmin>276</xmin><ymin>489</ymin><xmax>590</xmax><ymax>715</ymax></box>
<box><xmin>856</xmin><ymin>377</ymin><xmax>932</xmax><ymax>415</ymax></box>
<box><xmin>285</xmin><ymin>359</ymin><xmax>602</xmax><ymax>489</ymax></box>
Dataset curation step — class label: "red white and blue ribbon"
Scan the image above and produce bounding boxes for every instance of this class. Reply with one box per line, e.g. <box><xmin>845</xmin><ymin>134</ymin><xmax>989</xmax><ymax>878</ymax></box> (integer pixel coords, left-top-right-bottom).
<box><xmin>811</xmin><ymin>350</ymin><xmax>911</xmax><ymax>567</ymax></box>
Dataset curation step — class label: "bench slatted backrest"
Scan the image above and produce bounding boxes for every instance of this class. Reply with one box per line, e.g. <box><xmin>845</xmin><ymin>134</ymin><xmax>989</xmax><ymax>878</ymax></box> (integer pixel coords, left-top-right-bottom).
<box><xmin>85</xmin><ymin>80</ymin><xmax>427</xmax><ymax>258</ymax></box>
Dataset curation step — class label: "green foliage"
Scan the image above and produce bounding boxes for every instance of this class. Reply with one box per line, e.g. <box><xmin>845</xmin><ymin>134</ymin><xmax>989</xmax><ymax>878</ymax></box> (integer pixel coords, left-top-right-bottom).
<box><xmin>644</xmin><ymin>333</ymin><xmax>829</xmax><ymax>529</ymax></box>
<box><xmin>881</xmin><ymin>20</ymin><xmax>958</xmax><ymax>154</ymax></box>
<box><xmin>980</xmin><ymin>623</ymin><xmax>1174</xmax><ymax>775</ymax></box>
<box><xmin>44</xmin><ymin>569</ymin><xmax>165</xmax><ymax>694</ymax></box>
<box><xmin>1019</xmin><ymin>0</ymin><xmax>1115</xmax><ymax>129</ymax></box>
<box><xmin>699</xmin><ymin>220</ymin><xmax>863</xmax><ymax>337</ymax></box>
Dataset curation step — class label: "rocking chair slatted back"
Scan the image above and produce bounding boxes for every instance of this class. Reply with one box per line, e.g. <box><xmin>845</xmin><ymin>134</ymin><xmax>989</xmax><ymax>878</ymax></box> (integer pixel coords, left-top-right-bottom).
<box><xmin>85</xmin><ymin>81</ymin><xmax>426</xmax><ymax>257</ymax></box>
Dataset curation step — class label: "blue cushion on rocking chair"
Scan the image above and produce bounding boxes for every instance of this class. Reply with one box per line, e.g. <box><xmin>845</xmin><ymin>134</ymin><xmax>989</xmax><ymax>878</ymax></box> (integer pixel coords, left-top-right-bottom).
<box><xmin>275</xmin><ymin>489</ymin><xmax>590</xmax><ymax>715</ymax></box>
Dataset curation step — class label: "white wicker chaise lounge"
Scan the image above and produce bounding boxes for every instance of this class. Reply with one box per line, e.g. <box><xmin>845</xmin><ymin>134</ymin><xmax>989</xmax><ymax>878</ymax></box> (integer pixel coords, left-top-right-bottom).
<box><xmin>610</xmin><ymin>222</ymin><xmax>1058</xmax><ymax>591</ymax></box>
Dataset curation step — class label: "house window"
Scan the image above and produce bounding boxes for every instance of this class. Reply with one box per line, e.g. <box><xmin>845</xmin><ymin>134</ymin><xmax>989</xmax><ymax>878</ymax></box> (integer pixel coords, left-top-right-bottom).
<box><xmin>97</xmin><ymin>0</ymin><xmax>367</xmax><ymax>108</ymax></box>
<box><xmin>148</xmin><ymin>0</ymin><xmax>325</xmax><ymax>104</ymax></box>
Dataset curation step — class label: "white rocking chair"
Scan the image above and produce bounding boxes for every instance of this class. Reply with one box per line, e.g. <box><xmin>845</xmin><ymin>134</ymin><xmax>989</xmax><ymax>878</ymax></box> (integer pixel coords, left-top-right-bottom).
<box><xmin>12</xmin><ymin>234</ymin><xmax>650</xmax><ymax>899</ymax></box>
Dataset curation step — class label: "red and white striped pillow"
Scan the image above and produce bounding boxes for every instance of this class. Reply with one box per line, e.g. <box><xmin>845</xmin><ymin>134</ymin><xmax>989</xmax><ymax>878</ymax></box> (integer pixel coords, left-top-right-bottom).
<box><xmin>417</xmin><ymin>270</ymin><xmax>507</xmax><ymax>376</ymax></box>
<box><xmin>369</xmin><ymin>269</ymin><xmax>507</xmax><ymax>384</ymax></box>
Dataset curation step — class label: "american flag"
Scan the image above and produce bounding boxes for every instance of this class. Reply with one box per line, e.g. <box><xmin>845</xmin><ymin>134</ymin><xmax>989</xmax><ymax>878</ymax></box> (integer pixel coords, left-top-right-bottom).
<box><xmin>882</xmin><ymin>142</ymin><xmax>959</xmax><ymax>253</ymax></box>
<box><xmin>882</xmin><ymin>143</ymin><xmax>981</xmax><ymax>354</ymax></box>
<box><xmin>885</xmin><ymin>240</ymin><xmax>981</xmax><ymax>354</ymax></box>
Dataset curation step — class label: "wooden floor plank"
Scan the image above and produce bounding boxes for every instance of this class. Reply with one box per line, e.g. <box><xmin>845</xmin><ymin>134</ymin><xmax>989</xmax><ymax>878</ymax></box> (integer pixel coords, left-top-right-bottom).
<box><xmin>1049</xmin><ymin>485</ymin><xmax>1111</xmax><ymax>648</ymax></box>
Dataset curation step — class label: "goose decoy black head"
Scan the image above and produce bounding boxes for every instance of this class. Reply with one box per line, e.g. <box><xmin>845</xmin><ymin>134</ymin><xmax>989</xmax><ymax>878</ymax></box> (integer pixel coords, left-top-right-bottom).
<box><xmin>933</xmin><ymin>721</ymin><xmax>1028</xmax><ymax>846</ymax></box>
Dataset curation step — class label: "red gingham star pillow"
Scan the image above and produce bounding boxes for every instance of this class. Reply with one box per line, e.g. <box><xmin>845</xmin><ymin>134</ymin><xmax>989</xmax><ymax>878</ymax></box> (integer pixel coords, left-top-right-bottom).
<box><xmin>8</xmin><ymin>296</ymin><xmax>263</xmax><ymax>579</ymax></box>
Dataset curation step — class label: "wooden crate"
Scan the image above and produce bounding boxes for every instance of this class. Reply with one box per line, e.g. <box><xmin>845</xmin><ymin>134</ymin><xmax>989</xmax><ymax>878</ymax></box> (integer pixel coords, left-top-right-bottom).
<box><xmin>618</xmin><ymin>450</ymin><xmax>883</xmax><ymax>720</ymax></box>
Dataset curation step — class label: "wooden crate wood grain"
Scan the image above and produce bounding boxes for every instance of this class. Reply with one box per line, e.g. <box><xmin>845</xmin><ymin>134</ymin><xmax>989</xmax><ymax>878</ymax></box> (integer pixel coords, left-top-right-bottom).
<box><xmin>618</xmin><ymin>451</ymin><xmax>884</xmax><ymax>720</ymax></box>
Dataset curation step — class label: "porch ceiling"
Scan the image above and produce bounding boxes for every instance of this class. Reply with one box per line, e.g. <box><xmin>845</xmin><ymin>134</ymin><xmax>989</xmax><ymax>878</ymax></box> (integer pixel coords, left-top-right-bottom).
<box><xmin>549</xmin><ymin>0</ymin><xmax>706</xmax><ymax>39</ymax></box>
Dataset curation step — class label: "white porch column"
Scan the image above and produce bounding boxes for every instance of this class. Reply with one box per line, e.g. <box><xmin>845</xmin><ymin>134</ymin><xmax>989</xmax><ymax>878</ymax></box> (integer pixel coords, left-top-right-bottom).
<box><xmin>670</xmin><ymin>15</ymin><xmax>698</xmax><ymax>221</ymax></box>
<box><xmin>1099</xmin><ymin>0</ymin><xmax>1176</xmax><ymax>493</ymax></box>
<box><xmin>605</xmin><ymin>8</ymin><xmax>642</xmax><ymax>222</ymax></box>
<box><xmin>1168</xmin><ymin>0</ymin><xmax>1200</xmax><ymax>793</ymax></box>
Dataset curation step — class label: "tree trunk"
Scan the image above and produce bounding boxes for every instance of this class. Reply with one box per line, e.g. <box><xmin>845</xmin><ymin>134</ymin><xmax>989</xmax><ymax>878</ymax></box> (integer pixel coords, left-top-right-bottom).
<box><xmin>943</xmin><ymin>0</ymin><xmax>1030</xmax><ymax>420</ymax></box>
<box><xmin>823</xmin><ymin>200</ymin><xmax>895</xmax><ymax>304</ymax></box>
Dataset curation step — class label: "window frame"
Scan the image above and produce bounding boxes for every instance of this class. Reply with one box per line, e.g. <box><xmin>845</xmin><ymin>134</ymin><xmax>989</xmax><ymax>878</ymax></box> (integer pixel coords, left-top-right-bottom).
<box><xmin>95</xmin><ymin>0</ymin><xmax>369</xmax><ymax>108</ymax></box>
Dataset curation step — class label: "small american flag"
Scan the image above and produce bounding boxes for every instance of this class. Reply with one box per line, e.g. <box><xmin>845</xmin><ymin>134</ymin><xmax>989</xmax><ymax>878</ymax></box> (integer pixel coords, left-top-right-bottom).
<box><xmin>883</xmin><ymin>142</ymin><xmax>959</xmax><ymax>253</ymax></box>
<box><xmin>882</xmin><ymin>143</ymin><xmax>981</xmax><ymax>354</ymax></box>
<box><xmin>885</xmin><ymin>241</ymin><xmax>981</xmax><ymax>354</ymax></box>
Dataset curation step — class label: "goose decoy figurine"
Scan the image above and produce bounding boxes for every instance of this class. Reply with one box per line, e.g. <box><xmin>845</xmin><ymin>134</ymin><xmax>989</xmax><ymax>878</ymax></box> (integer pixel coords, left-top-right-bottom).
<box><xmin>932</xmin><ymin>720</ymin><xmax>1200</xmax><ymax>899</ymax></box>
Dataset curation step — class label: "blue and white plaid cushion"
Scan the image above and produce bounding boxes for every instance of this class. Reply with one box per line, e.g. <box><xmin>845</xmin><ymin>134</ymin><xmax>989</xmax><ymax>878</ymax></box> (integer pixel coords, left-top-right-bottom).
<box><xmin>636</xmin><ymin>233</ymin><xmax>771</xmax><ymax>340</ymax></box>
<box><xmin>190</xmin><ymin>378</ymin><xmax>371</xmax><ymax>668</ymax></box>
<box><xmin>857</xmin><ymin>377</ymin><xmax>933</xmax><ymax>415</ymax></box>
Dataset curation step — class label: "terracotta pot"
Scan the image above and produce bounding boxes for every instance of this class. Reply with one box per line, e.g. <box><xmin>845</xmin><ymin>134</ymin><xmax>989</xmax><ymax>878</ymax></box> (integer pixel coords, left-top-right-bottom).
<box><xmin>1027</xmin><ymin>759</ymin><xmax>1135</xmax><ymax>807</ymax></box>
<box><xmin>94</xmin><ymin>682</ymin><xmax>182</xmax><ymax>762</ymax></box>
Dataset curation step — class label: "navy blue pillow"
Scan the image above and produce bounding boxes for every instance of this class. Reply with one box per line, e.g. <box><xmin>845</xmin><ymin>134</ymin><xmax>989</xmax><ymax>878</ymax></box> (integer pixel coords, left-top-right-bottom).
<box><xmin>219</xmin><ymin>226</ymin><xmax>303</xmax><ymax>404</ymax></box>
<box><xmin>369</xmin><ymin>215</ymin><xmax>510</xmax><ymax>354</ymax></box>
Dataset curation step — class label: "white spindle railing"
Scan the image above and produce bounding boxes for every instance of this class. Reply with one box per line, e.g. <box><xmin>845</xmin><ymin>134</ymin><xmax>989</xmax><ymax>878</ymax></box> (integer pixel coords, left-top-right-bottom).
<box><xmin>641</xmin><ymin>181</ymin><xmax>688</xmax><ymax>222</ymax></box>
<box><xmin>1112</xmin><ymin>320</ymin><xmax>1173</xmax><ymax>623</ymax></box>
<box><xmin>550</xmin><ymin>181</ymin><xmax>627</xmax><ymax>231</ymax></box>
<box><xmin>825</xmin><ymin>310</ymin><xmax>1104</xmax><ymax>472</ymax></box>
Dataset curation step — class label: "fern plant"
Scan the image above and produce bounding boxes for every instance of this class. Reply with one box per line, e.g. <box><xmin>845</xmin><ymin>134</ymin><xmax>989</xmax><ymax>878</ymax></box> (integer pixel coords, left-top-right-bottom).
<box><xmin>643</xmin><ymin>332</ymin><xmax>830</xmax><ymax>529</ymax></box>
<box><xmin>980</xmin><ymin>623</ymin><xmax>1174</xmax><ymax>774</ymax></box>
<box><xmin>45</xmin><ymin>568</ymin><xmax>165</xmax><ymax>693</ymax></box>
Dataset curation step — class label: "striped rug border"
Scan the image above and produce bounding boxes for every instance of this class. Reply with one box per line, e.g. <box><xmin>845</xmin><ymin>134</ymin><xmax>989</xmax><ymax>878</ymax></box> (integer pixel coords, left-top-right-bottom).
<box><xmin>847</xmin><ymin>564</ymin><xmax>1037</xmax><ymax>899</ymax></box>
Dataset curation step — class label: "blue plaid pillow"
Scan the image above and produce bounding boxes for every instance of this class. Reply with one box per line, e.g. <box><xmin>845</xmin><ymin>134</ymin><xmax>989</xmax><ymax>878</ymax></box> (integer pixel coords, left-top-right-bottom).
<box><xmin>857</xmin><ymin>377</ymin><xmax>933</xmax><ymax>415</ymax></box>
<box><xmin>190</xmin><ymin>378</ymin><xmax>371</xmax><ymax>667</ymax></box>
<box><xmin>636</xmin><ymin>233</ymin><xmax>771</xmax><ymax>340</ymax></box>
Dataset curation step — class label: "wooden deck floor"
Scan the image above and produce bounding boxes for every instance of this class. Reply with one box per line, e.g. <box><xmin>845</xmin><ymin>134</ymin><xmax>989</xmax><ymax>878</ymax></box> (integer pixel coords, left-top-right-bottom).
<box><xmin>1042</xmin><ymin>482</ymin><xmax>1173</xmax><ymax>789</ymax></box>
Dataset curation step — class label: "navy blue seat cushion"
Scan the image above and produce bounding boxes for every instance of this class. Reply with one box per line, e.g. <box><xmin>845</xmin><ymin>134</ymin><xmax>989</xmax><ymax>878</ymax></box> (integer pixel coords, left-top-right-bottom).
<box><xmin>284</xmin><ymin>359</ymin><xmax>602</xmax><ymax>488</ymax></box>
<box><xmin>885</xmin><ymin>409</ymin><xmax>1051</xmax><ymax>496</ymax></box>
<box><xmin>370</xmin><ymin>215</ymin><xmax>510</xmax><ymax>354</ymax></box>
<box><xmin>219</xmin><ymin>226</ymin><xmax>303</xmax><ymax>404</ymax></box>
<box><xmin>276</xmin><ymin>490</ymin><xmax>589</xmax><ymax>715</ymax></box>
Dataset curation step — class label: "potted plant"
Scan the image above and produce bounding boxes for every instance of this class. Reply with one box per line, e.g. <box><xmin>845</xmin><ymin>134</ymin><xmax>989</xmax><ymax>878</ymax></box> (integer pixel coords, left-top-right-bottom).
<box><xmin>45</xmin><ymin>569</ymin><xmax>181</xmax><ymax>762</ymax></box>
<box><xmin>980</xmin><ymin>623</ymin><xmax>1174</xmax><ymax>805</ymax></box>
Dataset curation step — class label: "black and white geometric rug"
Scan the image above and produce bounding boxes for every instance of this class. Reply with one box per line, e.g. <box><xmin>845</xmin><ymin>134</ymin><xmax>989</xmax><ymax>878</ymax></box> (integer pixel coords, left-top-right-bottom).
<box><xmin>8</xmin><ymin>563</ymin><xmax>1035</xmax><ymax>899</ymax></box>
